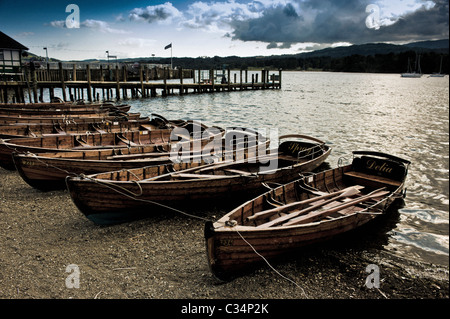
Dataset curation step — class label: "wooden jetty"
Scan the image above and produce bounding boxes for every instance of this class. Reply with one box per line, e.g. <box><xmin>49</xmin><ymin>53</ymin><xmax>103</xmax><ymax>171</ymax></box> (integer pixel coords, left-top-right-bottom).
<box><xmin>0</xmin><ymin>63</ymin><xmax>282</xmax><ymax>103</ymax></box>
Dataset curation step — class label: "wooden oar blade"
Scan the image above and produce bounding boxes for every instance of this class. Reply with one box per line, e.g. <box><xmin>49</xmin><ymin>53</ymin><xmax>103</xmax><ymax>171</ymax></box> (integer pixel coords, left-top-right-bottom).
<box><xmin>248</xmin><ymin>185</ymin><xmax>364</xmax><ymax>223</ymax></box>
<box><xmin>283</xmin><ymin>190</ymin><xmax>391</xmax><ymax>226</ymax></box>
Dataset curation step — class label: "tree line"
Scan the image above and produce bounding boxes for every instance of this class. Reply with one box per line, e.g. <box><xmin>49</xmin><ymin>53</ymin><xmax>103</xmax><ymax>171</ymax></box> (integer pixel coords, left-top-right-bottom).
<box><xmin>152</xmin><ymin>51</ymin><xmax>448</xmax><ymax>74</ymax></box>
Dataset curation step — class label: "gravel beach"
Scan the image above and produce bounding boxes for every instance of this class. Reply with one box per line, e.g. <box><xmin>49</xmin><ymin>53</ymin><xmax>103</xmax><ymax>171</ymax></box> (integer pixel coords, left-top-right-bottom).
<box><xmin>0</xmin><ymin>166</ymin><xmax>448</xmax><ymax>303</ymax></box>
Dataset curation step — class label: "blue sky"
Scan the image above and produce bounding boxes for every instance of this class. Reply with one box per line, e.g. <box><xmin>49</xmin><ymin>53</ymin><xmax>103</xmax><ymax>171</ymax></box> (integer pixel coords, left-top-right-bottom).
<box><xmin>0</xmin><ymin>0</ymin><xmax>448</xmax><ymax>61</ymax></box>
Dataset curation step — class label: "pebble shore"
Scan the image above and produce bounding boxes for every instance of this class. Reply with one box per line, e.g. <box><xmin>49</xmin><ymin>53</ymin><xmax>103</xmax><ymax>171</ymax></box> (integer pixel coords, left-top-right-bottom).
<box><xmin>0</xmin><ymin>167</ymin><xmax>448</xmax><ymax>301</ymax></box>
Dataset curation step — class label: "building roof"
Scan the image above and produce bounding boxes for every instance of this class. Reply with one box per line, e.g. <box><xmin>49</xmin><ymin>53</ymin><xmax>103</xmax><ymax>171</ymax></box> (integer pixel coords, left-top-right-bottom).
<box><xmin>0</xmin><ymin>31</ymin><xmax>29</xmax><ymax>50</ymax></box>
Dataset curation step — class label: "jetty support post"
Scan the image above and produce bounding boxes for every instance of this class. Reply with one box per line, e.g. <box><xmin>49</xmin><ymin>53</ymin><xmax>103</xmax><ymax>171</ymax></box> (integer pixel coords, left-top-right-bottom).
<box><xmin>32</xmin><ymin>69</ymin><xmax>38</xmax><ymax>103</ymax></box>
<box><xmin>262</xmin><ymin>69</ymin><xmax>266</xmax><ymax>89</ymax></box>
<box><xmin>86</xmin><ymin>64</ymin><xmax>92</xmax><ymax>102</ymax></box>
<box><xmin>122</xmin><ymin>66</ymin><xmax>127</xmax><ymax>99</ymax></box>
<box><xmin>163</xmin><ymin>68</ymin><xmax>168</xmax><ymax>96</ymax></box>
<box><xmin>140</xmin><ymin>65</ymin><xmax>145</xmax><ymax>98</ymax></box>
<box><xmin>240</xmin><ymin>69</ymin><xmax>243</xmax><ymax>90</ymax></box>
<box><xmin>72</xmin><ymin>64</ymin><xmax>77</xmax><ymax>81</ymax></box>
<box><xmin>278</xmin><ymin>68</ymin><xmax>282</xmax><ymax>88</ymax></box>
<box><xmin>58</xmin><ymin>62</ymin><xmax>67</xmax><ymax>101</ymax></box>
<box><xmin>115</xmin><ymin>65</ymin><xmax>120</xmax><ymax>101</ymax></box>
<box><xmin>180</xmin><ymin>68</ymin><xmax>184</xmax><ymax>95</ymax></box>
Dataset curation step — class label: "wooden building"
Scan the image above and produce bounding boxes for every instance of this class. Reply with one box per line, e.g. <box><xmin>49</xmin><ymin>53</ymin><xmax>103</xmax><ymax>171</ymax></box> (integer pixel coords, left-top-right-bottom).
<box><xmin>0</xmin><ymin>31</ymin><xmax>28</xmax><ymax>78</ymax></box>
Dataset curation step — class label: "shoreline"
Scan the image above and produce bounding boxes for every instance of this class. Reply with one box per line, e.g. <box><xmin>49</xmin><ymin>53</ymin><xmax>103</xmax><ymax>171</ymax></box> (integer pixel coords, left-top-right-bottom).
<box><xmin>0</xmin><ymin>167</ymin><xmax>448</xmax><ymax>300</ymax></box>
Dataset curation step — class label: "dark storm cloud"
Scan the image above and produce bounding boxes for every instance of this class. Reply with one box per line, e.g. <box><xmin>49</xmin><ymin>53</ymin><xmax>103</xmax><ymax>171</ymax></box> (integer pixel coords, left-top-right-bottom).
<box><xmin>230</xmin><ymin>0</ymin><xmax>370</xmax><ymax>43</ymax></box>
<box><xmin>266</xmin><ymin>42</ymin><xmax>293</xmax><ymax>49</ymax></box>
<box><xmin>230</xmin><ymin>0</ymin><xmax>448</xmax><ymax>45</ymax></box>
<box><xmin>371</xmin><ymin>0</ymin><xmax>449</xmax><ymax>41</ymax></box>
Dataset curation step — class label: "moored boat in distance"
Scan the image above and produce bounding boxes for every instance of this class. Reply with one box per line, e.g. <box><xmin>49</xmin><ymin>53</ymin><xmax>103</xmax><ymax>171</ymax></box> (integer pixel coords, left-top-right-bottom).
<box><xmin>429</xmin><ymin>56</ymin><xmax>445</xmax><ymax>77</ymax></box>
<box><xmin>204</xmin><ymin>151</ymin><xmax>410</xmax><ymax>280</ymax></box>
<box><xmin>65</xmin><ymin>134</ymin><xmax>331</xmax><ymax>225</ymax></box>
<box><xmin>401</xmin><ymin>54</ymin><xmax>422</xmax><ymax>78</ymax></box>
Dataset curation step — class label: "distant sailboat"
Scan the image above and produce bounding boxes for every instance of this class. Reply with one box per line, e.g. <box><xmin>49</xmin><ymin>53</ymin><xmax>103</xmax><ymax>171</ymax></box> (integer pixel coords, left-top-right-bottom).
<box><xmin>430</xmin><ymin>56</ymin><xmax>445</xmax><ymax>77</ymax></box>
<box><xmin>401</xmin><ymin>54</ymin><xmax>422</xmax><ymax>78</ymax></box>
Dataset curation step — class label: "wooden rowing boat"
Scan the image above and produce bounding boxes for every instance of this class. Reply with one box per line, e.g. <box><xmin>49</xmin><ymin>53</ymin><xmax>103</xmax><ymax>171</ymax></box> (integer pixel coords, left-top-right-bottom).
<box><xmin>65</xmin><ymin>134</ymin><xmax>331</xmax><ymax>225</ymax></box>
<box><xmin>0</xmin><ymin>112</ymin><xmax>177</xmax><ymax>139</ymax></box>
<box><xmin>0</xmin><ymin>102</ymin><xmax>130</xmax><ymax>111</ymax></box>
<box><xmin>0</xmin><ymin>108</ymin><xmax>112</xmax><ymax>117</ymax></box>
<box><xmin>0</xmin><ymin>118</ymin><xmax>157</xmax><ymax>139</ymax></box>
<box><xmin>13</xmin><ymin>129</ymin><xmax>268</xmax><ymax>191</ymax></box>
<box><xmin>0</xmin><ymin>112</ymin><xmax>142</xmax><ymax>125</ymax></box>
<box><xmin>0</xmin><ymin>121</ymin><xmax>223</xmax><ymax>170</ymax></box>
<box><xmin>0</xmin><ymin>102</ymin><xmax>72</xmax><ymax>107</ymax></box>
<box><xmin>204</xmin><ymin>151</ymin><xmax>411</xmax><ymax>279</ymax></box>
<box><xmin>0</xmin><ymin>103</ymin><xmax>131</xmax><ymax>113</ymax></box>
<box><xmin>0</xmin><ymin>104</ymin><xmax>131</xmax><ymax>120</ymax></box>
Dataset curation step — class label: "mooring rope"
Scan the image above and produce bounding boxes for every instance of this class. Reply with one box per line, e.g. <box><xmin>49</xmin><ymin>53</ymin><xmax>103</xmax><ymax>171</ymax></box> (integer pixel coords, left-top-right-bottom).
<box><xmin>67</xmin><ymin>171</ymin><xmax>307</xmax><ymax>295</ymax></box>
<box><xmin>64</xmin><ymin>173</ymin><xmax>214</xmax><ymax>223</ymax></box>
<box><xmin>234</xmin><ymin>229</ymin><xmax>308</xmax><ymax>297</ymax></box>
<box><xmin>13</xmin><ymin>146</ymin><xmax>307</xmax><ymax>295</ymax></box>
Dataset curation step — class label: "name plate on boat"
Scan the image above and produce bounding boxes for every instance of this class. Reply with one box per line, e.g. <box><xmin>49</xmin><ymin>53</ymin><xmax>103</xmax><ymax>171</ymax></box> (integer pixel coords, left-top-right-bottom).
<box><xmin>353</xmin><ymin>156</ymin><xmax>406</xmax><ymax>181</ymax></box>
<box><xmin>278</xmin><ymin>141</ymin><xmax>322</xmax><ymax>159</ymax></box>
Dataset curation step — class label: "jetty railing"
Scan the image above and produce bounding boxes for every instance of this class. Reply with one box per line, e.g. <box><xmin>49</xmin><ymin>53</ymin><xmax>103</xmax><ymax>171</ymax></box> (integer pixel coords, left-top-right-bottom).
<box><xmin>0</xmin><ymin>63</ymin><xmax>282</xmax><ymax>103</ymax></box>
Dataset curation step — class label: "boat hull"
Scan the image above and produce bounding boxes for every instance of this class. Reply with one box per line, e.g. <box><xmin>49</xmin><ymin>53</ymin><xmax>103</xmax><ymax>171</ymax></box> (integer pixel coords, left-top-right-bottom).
<box><xmin>12</xmin><ymin>136</ymin><xmax>231</xmax><ymax>191</ymax></box>
<box><xmin>13</xmin><ymin>152</ymin><xmax>174</xmax><ymax>191</ymax></box>
<box><xmin>205</xmin><ymin>151</ymin><xmax>410</xmax><ymax>279</ymax></box>
<box><xmin>0</xmin><ymin>119</ymin><xmax>155</xmax><ymax>139</ymax></box>
<box><xmin>0</xmin><ymin>112</ymin><xmax>143</xmax><ymax>125</ymax></box>
<box><xmin>1</xmin><ymin>122</ymin><xmax>220</xmax><ymax>170</ymax></box>
<box><xmin>0</xmin><ymin>129</ymin><xmax>172</xmax><ymax>170</ymax></box>
<box><xmin>66</xmin><ymin>142</ymin><xmax>330</xmax><ymax>224</ymax></box>
<box><xmin>401</xmin><ymin>73</ymin><xmax>422</xmax><ymax>78</ymax></box>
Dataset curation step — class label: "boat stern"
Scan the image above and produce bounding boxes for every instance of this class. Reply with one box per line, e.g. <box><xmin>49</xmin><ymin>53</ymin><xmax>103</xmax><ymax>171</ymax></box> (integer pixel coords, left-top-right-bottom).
<box><xmin>204</xmin><ymin>221</ymin><xmax>224</xmax><ymax>280</ymax></box>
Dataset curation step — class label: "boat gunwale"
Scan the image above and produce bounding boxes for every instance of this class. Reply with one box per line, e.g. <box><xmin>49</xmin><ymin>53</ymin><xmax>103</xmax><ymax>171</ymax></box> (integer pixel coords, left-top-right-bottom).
<box><xmin>73</xmin><ymin>143</ymin><xmax>331</xmax><ymax>183</ymax></box>
<box><xmin>210</xmin><ymin>158</ymin><xmax>407</xmax><ymax>232</ymax></box>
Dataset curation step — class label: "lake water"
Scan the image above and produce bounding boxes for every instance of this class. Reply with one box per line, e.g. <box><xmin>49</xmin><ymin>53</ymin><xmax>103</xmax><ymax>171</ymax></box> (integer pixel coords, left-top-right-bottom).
<box><xmin>54</xmin><ymin>71</ymin><xmax>450</xmax><ymax>267</ymax></box>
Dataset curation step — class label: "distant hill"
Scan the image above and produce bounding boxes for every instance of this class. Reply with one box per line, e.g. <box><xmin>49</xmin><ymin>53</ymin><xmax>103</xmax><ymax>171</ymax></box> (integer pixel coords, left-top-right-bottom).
<box><xmin>298</xmin><ymin>39</ymin><xmax>449</xmax><ymax>59</ymax></box>
<box><xmin>53</xmin><ymin>39</ymin><xmax>447</xmax><ymax>64</ymax></box>
<box><xmin>404</xmin><ymin>39</ymin><xmax>449</xmax><ymax>50</ymax></box>
<box><xmin>27</xmin><ymin>39</ymin><xmax>449</xmax><ymax>74</ymax></box>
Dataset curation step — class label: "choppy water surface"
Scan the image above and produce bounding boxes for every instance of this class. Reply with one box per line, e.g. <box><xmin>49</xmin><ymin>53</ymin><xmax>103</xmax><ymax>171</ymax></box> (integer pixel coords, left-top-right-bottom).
<box><xmin>127</xmin><ymin>72</ymin><xmax>448</xmax><ymax>266</ymax></box>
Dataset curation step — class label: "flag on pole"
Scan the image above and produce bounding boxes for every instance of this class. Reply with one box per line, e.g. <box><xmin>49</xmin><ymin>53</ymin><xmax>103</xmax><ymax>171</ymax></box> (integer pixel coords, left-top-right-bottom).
<box><xmin>164</xmin><ymin>43</ymin><xmax>172</xmax><ymax>50</ymax></box>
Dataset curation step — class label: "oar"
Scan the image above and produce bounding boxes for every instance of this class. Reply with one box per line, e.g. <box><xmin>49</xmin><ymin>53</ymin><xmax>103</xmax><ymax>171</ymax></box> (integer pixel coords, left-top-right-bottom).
<box><xmin>296</xmin><ymin>179</ymin><xmax>328</xmax><ymax>196</ymax></box>
<box><xmin>141</xmin><ymin>161</ymin><xmax>221</xmax><ymax>181</ymax></box>
<box><xmin>282</xmin><ymin>188</ymin><xmax>390</xmax><ymax>227</ymax></box>
<box><xmin>247</xmin><ymin>185</ymin><xmax>364</xmax><ymax>223</ymax></box>
<box><xmin>256</xmin><ymin>187</ymin><xmax>364</xmax><ymax>228</ymax></box>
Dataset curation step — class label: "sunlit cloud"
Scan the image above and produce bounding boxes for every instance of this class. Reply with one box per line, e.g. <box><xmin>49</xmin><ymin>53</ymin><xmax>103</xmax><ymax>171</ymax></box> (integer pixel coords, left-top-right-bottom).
<box><xmin>376</xmin><ymin>0</ymin><xmax>436</xmax><ymax>27</ymax></box>
<box><xmin>49</xmin><ymin>19</ymin><xmax>130</xmax><ymax>34</ymax></box>
<box><xmin>128</xmin><ymin>2</ymin><xmax>183</xmax><ymax>24</ymax></box>
<box><xmin>81</xmin><ymin>19</ymin><xmax>130</xmax><ymax>34</ymax></box>
<box><xmin>118</xmin><ymin>38</ymin><xmax>156</xmax><ymax>48</ymax></box>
